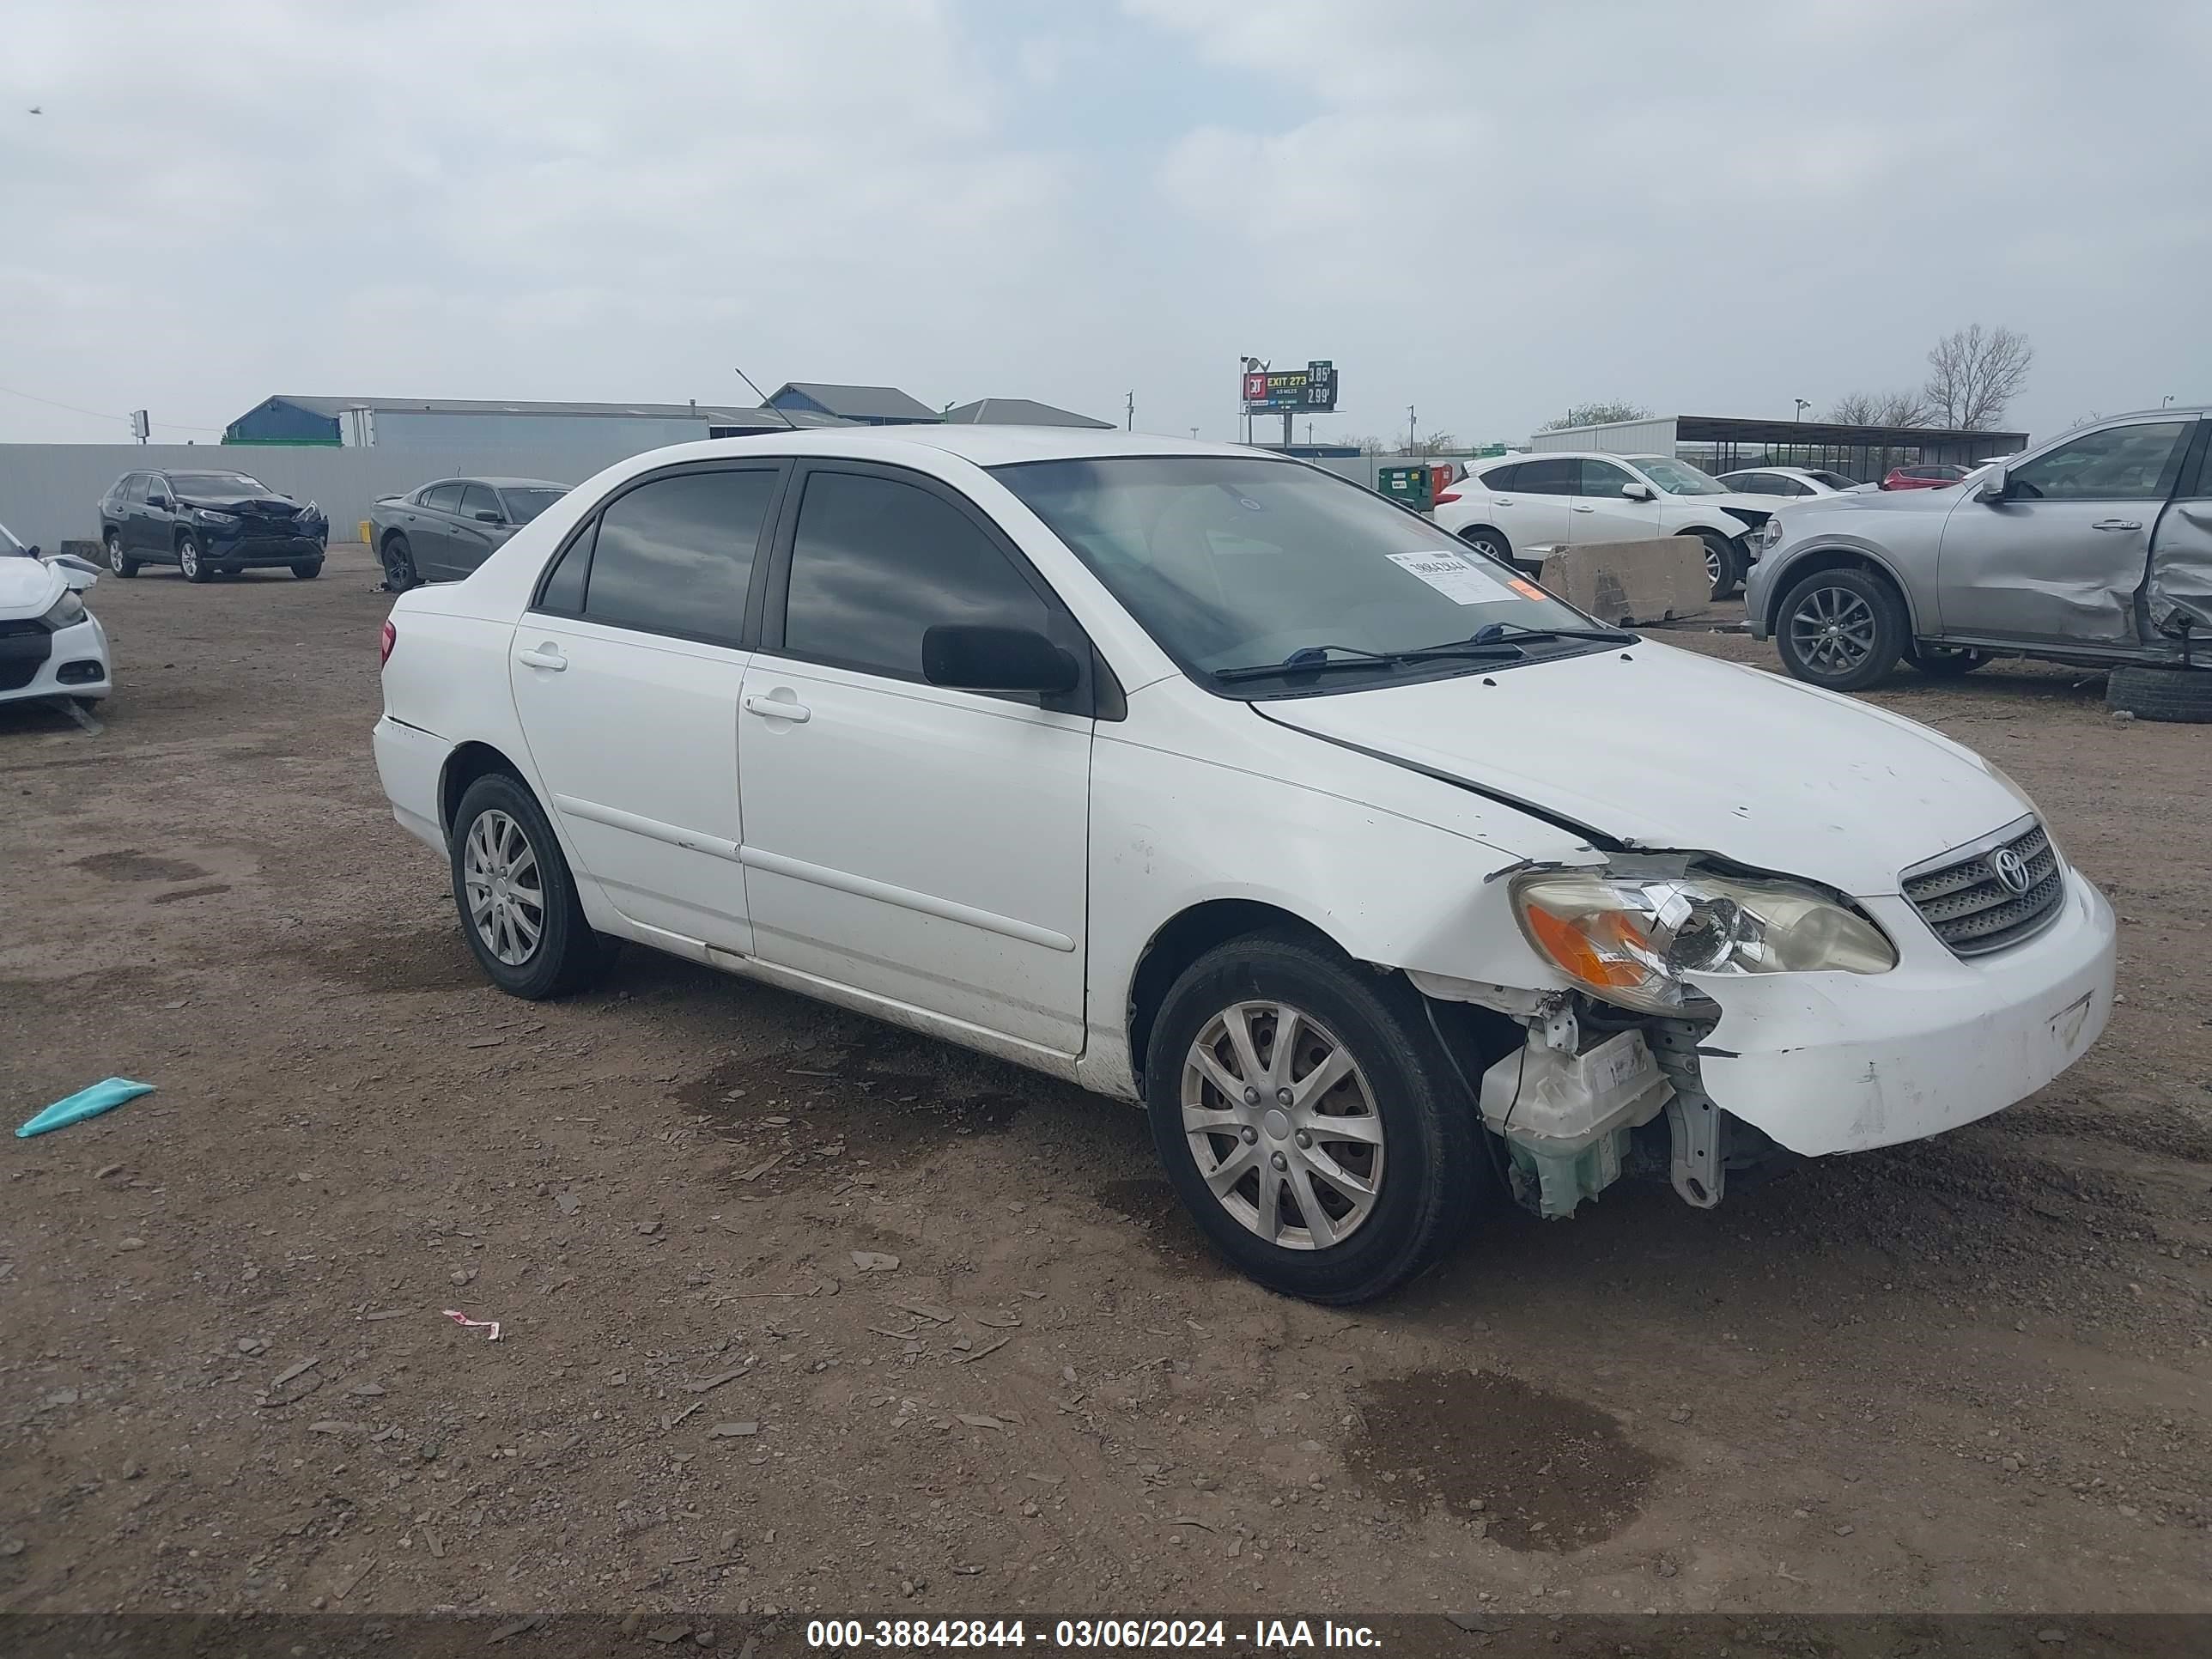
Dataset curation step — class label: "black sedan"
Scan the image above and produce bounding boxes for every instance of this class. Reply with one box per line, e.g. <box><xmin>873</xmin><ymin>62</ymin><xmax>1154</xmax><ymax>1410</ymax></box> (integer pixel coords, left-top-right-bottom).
<box><xmin>368</xmin><ymin>477</ymin><xmax>568</xmax><ymax>590</ymax></box>
<box><xmin>98</xmin><ymin>469</ymin><xmax>328</xmax><ymax>581</ymax></box>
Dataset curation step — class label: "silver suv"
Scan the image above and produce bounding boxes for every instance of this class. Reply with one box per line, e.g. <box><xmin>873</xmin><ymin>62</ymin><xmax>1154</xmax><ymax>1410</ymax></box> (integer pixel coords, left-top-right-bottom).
<box><xmin>1745</xmin><ymin>408</ymin><xmax>2212</xmax><ymax>719</ymax></box>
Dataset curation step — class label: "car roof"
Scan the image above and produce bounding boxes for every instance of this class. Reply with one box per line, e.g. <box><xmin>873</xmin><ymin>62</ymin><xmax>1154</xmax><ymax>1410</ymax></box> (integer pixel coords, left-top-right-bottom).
<box><xmin>475</xmin><ymin>477</ymin><xmax>568</xmax><ymax>489</ymax></box>
<box><xmin>659</xmin><ymin>425</ymin><xmax>1260</xmax><ymax>468</ymax></box>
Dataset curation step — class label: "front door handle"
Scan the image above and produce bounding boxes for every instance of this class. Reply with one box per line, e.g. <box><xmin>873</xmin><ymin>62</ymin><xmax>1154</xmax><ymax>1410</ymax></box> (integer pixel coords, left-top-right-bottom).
<box><xmin>743</xmin><ymin>692</ymin><xmax>811</xmax><ymax>724</ymax></box>
<box><xmin>2091</xmin><ymin>519</ymin><xmax>2142</xmax><ymax>532</ymax></box>
<box><xmin>516</xmin><ymin>645</ymin><xmax>567</xmax><ymax>672</ymax></box>
<box><xmin>1571</xmin><ymin>504</ymin><xmax>1595</xmax><ymax>513</ymax></box>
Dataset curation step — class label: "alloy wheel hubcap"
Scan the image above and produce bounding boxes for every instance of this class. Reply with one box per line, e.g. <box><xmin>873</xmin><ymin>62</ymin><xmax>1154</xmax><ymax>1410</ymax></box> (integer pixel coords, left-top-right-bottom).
<box><xmin>1789</xmin><ymin>586</ymin><xmax>1876</xmax><ymax>672</ymax></box>
<box><xmin>1181</xmin><ymin>1000</ymin><xmax>1385</xmax><ymax>1251</ymax></box>
<box><xmin>463</xmin><ymin>809</ymin><xmax>545</xmax><ymax>967</ymax></box>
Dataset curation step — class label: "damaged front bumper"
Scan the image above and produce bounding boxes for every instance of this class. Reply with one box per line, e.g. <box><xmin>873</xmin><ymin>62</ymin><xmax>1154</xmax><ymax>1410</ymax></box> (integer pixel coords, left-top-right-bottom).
<box><xmin>1453</xmin><ymin>866</ymin><xmax>2115</xmax><ymax>1216</ymax></box>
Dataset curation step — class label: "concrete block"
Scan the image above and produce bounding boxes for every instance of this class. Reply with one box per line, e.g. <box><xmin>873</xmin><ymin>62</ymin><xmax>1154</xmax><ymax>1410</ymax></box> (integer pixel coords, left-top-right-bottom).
<box><xmin>1537</xmin><ymin>538</ymin><xmax>1710</xmax><ymax>625</ymax></box>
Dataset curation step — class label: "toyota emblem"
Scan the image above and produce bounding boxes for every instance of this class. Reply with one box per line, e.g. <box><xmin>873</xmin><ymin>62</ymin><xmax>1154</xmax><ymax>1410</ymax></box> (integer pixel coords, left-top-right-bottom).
<box><xmin>1990</xmin><ymin>846</ymin><xmax>2033</xmax><ymax>894</ymax></box>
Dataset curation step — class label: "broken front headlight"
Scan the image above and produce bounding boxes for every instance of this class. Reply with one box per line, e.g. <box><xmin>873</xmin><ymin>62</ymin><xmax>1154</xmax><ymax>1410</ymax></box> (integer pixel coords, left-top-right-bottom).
<box><xmin>1512</xmin><ymin>868</ymin><xmax>1897</xmax><ymax>1014</ymax></box>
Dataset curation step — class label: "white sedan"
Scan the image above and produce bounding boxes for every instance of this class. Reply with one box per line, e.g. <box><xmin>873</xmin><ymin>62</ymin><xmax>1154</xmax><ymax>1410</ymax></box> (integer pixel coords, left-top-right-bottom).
<box><xmin>1714</xmin><ymin>465</ymin><xmax>1864</xmax><ymax>498</ymax></box>
<box><xmin>374</xmin><ymin>428</ymin><xmax>2115</xmax><ymax>1303</ymax></box>
<box><xmin>0</xmin><ymin>522</ymin><xmax>111</xmax><ymax>713</ymax></box>
<box><xmin>1434</xmin><ymin>451</ymin><xmax>1775</xmax><ymax>598</ymax></box>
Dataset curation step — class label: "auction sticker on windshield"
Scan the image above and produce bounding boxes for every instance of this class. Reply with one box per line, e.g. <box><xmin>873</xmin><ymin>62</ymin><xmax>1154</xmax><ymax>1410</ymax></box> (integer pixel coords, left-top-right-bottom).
<box><xmin>1385</xmin><ymin>550</ymin><xmax>1511</xmax><ymax>605</ymax></box>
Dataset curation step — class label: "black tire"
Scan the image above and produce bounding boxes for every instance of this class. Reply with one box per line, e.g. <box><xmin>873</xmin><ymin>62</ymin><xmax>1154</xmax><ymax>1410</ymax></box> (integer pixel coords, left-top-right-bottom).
<box><xmin>1690</xmin><ymin>530</ymin><xmax>1743</xmax><ymax>601</ymax></box>
<box><xmin>291</xmin><ymin>560</ymin><xmax>324</xmax><ymax>580</ymax></box>
<box><xmin>1143</xmin><ymin>933</ymin><xmax>1483</xmax><ymax>1304</ymax></box>
<box><xmin>1455</xmin><ymin>525</ymin><xmax>1514</xmax><ymax>567</ymax></box>
<box><xmin>1774</xmin><ymin>565</ymin><xmax>1906</xmax><ymax>691</ymax></box>
<box><xmin>448</xmin><ymin>772</ymin><xmax>617</xmax><ymax>1000</ymax></box>
<box><xmin>1907</xmin><ymin>642</ymin><xmax>1988</xmax><ymax>678</ymax></box>
<box><xmin>177</xmin><ymin>534</ymin><xmax>211</xmax><ymax>583</ymax></box>
<box><xmin>380</xmin><ymin>533</ymin><xmax>420</xmax><ymax>592</ymax></box>
<box><xmin>104</xmin><ymin>532</ymin><xmax>139</xmax><ymax>578</ymax></box>
<box><xmin>2106</xmin><ymin>664</ymin><xmax>2212</xmax><ymax>724</ymax></box>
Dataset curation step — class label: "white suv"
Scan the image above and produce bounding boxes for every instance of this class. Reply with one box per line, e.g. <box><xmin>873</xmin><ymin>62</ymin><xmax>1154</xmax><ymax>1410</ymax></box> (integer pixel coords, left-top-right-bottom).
<box><xmin>1435</xmin><ymin>452</ymin><xmax>1773</xmax><ymax>598</ymax></box>
<box><xmin>373</xmin><ymin>428</ymin><xmax>2115</xmax><ymax>1304</ymax></box>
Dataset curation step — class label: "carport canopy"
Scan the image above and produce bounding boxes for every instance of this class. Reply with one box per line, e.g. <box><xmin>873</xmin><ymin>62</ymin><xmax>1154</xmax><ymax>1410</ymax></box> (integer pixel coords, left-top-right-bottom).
<box><xmin>1678</xmin><ymin>415</ymin><xmax>2027</xmax><ymax>481</ymax></box>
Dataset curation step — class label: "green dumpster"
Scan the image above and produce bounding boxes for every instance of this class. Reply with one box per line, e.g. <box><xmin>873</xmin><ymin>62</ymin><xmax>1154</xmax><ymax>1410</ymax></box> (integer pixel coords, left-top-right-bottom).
<box><xmin>1377</xmin><ymin>465</ymin><xmax>1433</xmax><ymax>509</ymax></box>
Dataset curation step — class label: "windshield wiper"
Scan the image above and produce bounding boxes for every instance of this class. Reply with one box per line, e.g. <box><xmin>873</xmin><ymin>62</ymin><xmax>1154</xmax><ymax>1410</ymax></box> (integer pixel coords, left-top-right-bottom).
<box><xmin>1212</xmin><ymin>641</ymin><xmax>1524</xmax><ymax>683</ymax></box>
<box><xmin>1462</xmin><ymin>621</ymin><xmax>1638</xmax><ymax>646</ymax></box>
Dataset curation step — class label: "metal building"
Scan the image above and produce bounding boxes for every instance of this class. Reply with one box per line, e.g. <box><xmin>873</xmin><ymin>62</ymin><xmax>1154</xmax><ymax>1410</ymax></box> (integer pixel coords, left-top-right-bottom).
<box><xmin>224</xmin><ymin>396</ymin><xmax>842</xmax><ymax>450</ymax></box>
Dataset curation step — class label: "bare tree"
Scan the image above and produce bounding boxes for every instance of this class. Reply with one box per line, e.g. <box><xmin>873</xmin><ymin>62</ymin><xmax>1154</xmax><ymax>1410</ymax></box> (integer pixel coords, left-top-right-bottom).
<box><xmin>1334</xmin><ymin>434</ymin><xmax>1393</xmax><ymax>455</ymax></box>
<box><xmin>1397</xmin><ymin>431</ymin><xmax>1460</xmax><ymax>456</ymax></box>
<box><xmin>1827</xmin><ymin>388</ymin><xmax>1931</xmax><ymax>428</ymax></box>
<box><xmin>1538</xmin><ymin>401</ymin><xmax>1652</xmax><ymax>432</ymax></box>
<box><xmin>1923</xmin><ymin>324</ymin><xmax>2034</xmax><ymax>429</ymax></box>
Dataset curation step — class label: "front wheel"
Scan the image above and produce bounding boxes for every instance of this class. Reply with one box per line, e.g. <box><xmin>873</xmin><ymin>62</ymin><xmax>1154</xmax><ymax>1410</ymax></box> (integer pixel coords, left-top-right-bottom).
<box><xmin>291</xmin><ymin>560</ymin><xmax>323</xmax><ymax>580</ymax></box>
<box><xmin>1774</xmin><ymin>566</ymin><xmax>1906</xmax><ymax>691</ymax></box>
<box><xmin>449</xmin><ymin>773</ymin><xmax>616</xmax><ymax>1000</ymax></box>
<box><xmin>177</xmin><ymin>534</ymin><xmax>211</xmax><ymax>583</ymax></box>
<box><xmin>1145</xmin><ymin>933</ymin><xmax>1482</xmax><ymax>1304</ymax></box>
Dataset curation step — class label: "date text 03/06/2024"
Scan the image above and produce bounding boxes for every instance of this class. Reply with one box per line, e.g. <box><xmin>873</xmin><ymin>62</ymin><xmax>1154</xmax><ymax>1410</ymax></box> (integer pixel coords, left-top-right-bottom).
<box><xmin>805</xmin><ymin>1620</ymin><xmax>1383</xmax><ymax>1650</ymax></box>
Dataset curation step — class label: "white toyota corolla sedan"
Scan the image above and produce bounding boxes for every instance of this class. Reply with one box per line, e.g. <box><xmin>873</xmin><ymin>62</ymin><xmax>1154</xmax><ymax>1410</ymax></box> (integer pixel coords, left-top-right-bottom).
<box><xmin>373</xmin><ymin>428</ymin><xmax>2116</xmax><ymax>1303</ymax></box>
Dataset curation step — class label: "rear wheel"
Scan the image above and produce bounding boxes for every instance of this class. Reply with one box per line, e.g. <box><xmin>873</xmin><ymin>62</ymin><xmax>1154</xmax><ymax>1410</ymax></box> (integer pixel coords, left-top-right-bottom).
<box><xmin>291</xmin><ymin>560</ymin><xmax>323</xmax><ymax>580</ymax></box>
<box><xmin>1691</xmin><ymin>529</ymin><xmax>1743</xmax><ymax>600</ymax></box>
<box><xmin>449</xmin><ymin>773</ymin><xmax>617</xmax><ymax>999</ymax></box>
<box><xmin>1907</xmin><ymin>642</ymin><xmax>1988</xmax><ymax>678</ymax></box>
<box><xmin>1775</xmin><ymin>566</ymin><xmax>1906</xmax><ymax>691</ymax></box>
<box><xmin>177</xmin><ymin>535</ymin><xmax>210</xmax><ymax>583</ymax></box>
<box><xmin>380</xmin><ymin>533</ymin><xmax>420</xmax><ymax>592</ymax></box>
<box><xmin>1144</xmin><ymin>933</ymin><xmax>1483</xmax><ymax>1304</ymax></box>
<box><xmin>2106</xmin><ymin>664</ymin><xmax>2212</xmax><ymax>724</ymax></box>
<box><xmin>104</xmin><ymin>532</ymin><xmax>139</xmax><ymax>578</ymax></box>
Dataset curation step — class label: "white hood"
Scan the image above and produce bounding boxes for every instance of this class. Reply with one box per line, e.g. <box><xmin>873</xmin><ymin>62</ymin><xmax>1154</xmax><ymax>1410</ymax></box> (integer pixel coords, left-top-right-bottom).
<box><xmin>0</xmin><ymin>557</ymin><xmax>64</xmax><ymax>621</ymax></box>
<box><xmin>1258</xmin><ymin>640</ymin><xmax>2032</xmax><ymax>896</ymax></box>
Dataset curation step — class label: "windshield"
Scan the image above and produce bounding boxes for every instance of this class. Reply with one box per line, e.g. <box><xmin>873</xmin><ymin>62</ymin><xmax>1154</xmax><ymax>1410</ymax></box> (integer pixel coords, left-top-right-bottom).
<box><xmin>1634</xmin><ymin>458</ymin><xmax>1729</xmax><ymax>496</ymax></box>
<box><xmin>169</xmin><ymin>472</ymin><xmax>271</xmax><ymax>497</ymax></box>
<box><xmin>498</xmin><ymin>486</ymin><xmax>567</xmax><ymax>525</ymax></box>
<box><xmin>0</xmin><ymin>520</ymin><xmax>28</xmax><ymax>556</ymax></box>
<box><xmin>991</xmin><ymin>456</ymin><xmax>1607</xmax><ymax>693</ymax></box>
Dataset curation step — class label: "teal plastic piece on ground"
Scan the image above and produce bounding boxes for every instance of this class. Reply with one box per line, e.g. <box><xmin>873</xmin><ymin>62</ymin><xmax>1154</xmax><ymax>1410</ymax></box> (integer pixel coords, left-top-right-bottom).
<box><xmin>15</xmin><ymin>1079</ymin><xmax>155</xmax><ymax>1139</ymax></box>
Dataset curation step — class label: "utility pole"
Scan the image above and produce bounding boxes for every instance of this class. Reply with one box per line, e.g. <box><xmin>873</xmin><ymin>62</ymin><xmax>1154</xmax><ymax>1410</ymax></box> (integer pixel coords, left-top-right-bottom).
<box><xmin>1125</xmin><ymin>390</ymin><xmax>1134</xmax><ymax>430</ymax></box>
<box><xmin>1189</xmin><ymin>428</ymin><xmax>1200</xmax><ymax>440</ymax></box>
<box><xmin>1794</xmin><ymin>398</ymin><xmax>1811</xmax><ymax>421</ymax></box>
<box><xmin>1407</xmin><ymin>404</ymin><xmax>1417</xmax><ymax>455</ymax></box>
<box><xmin>1305</xmin><ymin>422</ymin><xmax>1314</xmax><ymax>445</ymax></box>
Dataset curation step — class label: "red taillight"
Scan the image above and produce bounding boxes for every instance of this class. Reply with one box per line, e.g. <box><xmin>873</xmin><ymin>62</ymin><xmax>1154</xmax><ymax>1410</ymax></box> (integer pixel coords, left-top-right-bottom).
<box><xmin>380</xmin><ymin>619</ymin><xmax>397</xmax><ymax>666</ymax></box>
<box><xmin>1433</xmin><ymin>489</ymin><xmax>1461</xmax><ymax>504</ymax></box>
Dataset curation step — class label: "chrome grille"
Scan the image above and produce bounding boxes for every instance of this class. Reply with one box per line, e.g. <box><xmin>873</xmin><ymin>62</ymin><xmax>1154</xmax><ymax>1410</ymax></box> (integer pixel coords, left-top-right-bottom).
<box><xmin>1903</xmin><ymin>817</ymin><xmax>2063</xmax><ymax>957</ymax></box>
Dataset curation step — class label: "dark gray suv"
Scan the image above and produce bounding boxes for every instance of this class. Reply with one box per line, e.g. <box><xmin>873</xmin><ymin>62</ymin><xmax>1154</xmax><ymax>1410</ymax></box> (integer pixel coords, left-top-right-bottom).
<box><xmin>1745</xmin><ymin>407</ymin><xmax>2212</xmax><ymax>720</ymax></box>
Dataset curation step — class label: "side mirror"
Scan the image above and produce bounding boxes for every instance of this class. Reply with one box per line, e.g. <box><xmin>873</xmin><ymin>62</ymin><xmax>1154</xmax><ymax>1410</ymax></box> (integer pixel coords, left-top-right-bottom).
<box><xmin>473</xmin><ymin>510</ymin><xmax>504</xmax><ymax>524</ymax></box>
<box><xmin>922</xmin><ymin>624</ymin><xmax>1079</xmax><ymax>695</ymax></box>
<box><xmin>1975</xmin><ymin>467</ymin><xmax>2008</xmax><ymax>502</ymax></box>
<box><xmin>52</xmin><ymin>557</ymin><xmax>98</xmax><ymax>592</ymax></box>
<box><xmin>1621</xmin><ymin>481</ymin><xmax>1655</xmax><ymax>501</ymax></box>
<box><xmin>149</xmin><ymin>495</ymin><xmax>171</xmax><ymax>510</ymax></box>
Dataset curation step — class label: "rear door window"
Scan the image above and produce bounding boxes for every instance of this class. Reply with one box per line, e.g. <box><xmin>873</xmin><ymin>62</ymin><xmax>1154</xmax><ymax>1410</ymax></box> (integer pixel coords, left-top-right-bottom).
<box><xmin>422</xmin><ymin>482</ymin><xmax>465</xmax><ymax>514</ymax></box>
<box><xmin>1515</xmin><ymin>459</ymin><xmax>1577</xmax><ymax>495</ymax></box>
<box><xmin>580</xmin><ymin>466</ymin><xmax>780</xmax><ymax>645</ymax></box>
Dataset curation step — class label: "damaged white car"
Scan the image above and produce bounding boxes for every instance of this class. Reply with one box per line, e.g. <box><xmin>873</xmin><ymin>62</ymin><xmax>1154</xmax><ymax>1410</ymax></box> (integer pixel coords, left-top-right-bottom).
<box><xmin>374</xmin><ymin>429</ymin><xmax>2116</xmax><ymax>1304</ymax></box>
<box><xmin>1</xmin><ymin>522</ymin><xmax>111</xmax><ymax>712</ymax></box>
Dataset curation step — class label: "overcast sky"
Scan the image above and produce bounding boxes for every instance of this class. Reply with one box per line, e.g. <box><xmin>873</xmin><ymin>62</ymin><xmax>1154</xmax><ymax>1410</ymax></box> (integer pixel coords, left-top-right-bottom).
<box><xmin>3</xmin><ymin>0</ymin><xmax>2205</xmax><ymax>448</ymax></box>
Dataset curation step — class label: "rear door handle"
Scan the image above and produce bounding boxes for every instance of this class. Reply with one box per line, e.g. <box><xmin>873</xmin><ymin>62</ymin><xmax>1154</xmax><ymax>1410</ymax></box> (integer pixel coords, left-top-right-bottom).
<box><xmin>2091</xmin><ymin>519</ymin><xmax>2142</xmax><ymax>531</ymax></box>
<box><xmin>1493</xmin><ymin>496</ymin><xmax>1516</xmax><ymax>506</ymax></box>
<box><xmin>1571</xmin><ymin>504</ymin><xmax>1595</xmax><ymax>513</ymax></box>
<box><xmin>516</xmin><ymin>645</ymin><xmax>567</xmax><ymax>672</ymax></box>
<box><xmin>743</xmin><ymin>692</ymin><xmax>811</xmax><ymax>724</ymax></box>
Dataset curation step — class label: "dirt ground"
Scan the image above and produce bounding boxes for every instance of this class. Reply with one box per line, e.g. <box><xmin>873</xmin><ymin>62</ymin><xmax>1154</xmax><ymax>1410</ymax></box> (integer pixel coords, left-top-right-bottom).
<box><xmin>3</xmin><ymin>542</ymin><xmax>2208</xmax><ymax>1626</ymax></box>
